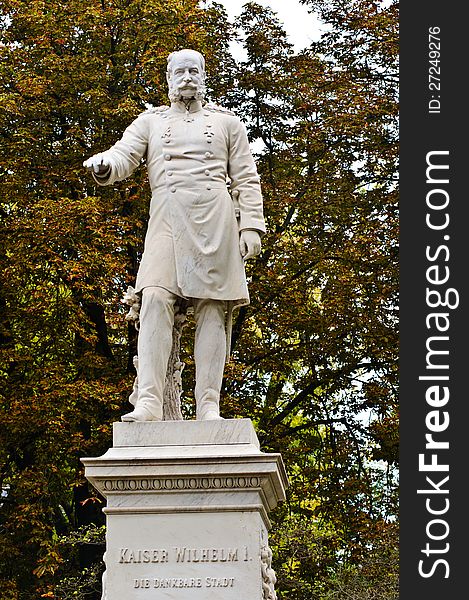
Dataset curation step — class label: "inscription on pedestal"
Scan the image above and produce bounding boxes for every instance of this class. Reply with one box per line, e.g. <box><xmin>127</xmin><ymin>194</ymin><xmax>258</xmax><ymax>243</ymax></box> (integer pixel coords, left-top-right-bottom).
<box><xmin>119</xmin><ymin>546</ymin><xmax>248</xmax><ymax>564</ymax></box>
<box><xmin>119</xmin><ymin>546</ymin><xmax>251</xmax><ymax>591</ymax></box>
<box><xmin>106</xmin><ymin>513</ymin><xmax>261</xmax><ymax>598</ymax></box>
<box><xmin>133</xmin><ymin>577</ymin><xmax>235</xmax><ymax>589</ymax></box>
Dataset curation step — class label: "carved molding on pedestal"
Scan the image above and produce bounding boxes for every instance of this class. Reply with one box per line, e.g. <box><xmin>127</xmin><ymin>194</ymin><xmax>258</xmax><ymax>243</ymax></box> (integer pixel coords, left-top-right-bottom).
<box><xmin>98</xmin><ymin>475</ymin><xmax>266</xmax><ymax>494</ymax></box>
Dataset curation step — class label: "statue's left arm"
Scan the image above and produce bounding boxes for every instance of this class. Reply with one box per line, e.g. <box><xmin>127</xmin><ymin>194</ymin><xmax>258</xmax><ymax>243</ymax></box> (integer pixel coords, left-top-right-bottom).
<box><xmin>227</xmin><ymin>118</ymin><xmax>266</xmax><ymax>259</ymax></box>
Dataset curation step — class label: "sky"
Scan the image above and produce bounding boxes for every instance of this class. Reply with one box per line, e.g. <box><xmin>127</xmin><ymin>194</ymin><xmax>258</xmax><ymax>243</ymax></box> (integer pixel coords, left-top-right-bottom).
<box><xmin>206</xmin><ymin>0</ymin><xmax>324</xmax><ymax>55</ymax></box>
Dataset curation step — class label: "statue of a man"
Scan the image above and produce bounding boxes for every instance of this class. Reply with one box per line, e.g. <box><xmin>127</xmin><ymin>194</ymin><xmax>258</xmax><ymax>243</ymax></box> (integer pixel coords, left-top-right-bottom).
<box><xmin>83</xmin><ymin>49</ymin><xmax>265</xmax><ymax>422</ymax></box>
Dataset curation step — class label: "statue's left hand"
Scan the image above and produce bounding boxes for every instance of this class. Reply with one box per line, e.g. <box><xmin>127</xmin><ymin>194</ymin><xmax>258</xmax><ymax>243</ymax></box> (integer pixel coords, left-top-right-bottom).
<box><xmin>239</xmin><ymin>229</ymin><xmax>262</xmax><ymax>261</ymax></box>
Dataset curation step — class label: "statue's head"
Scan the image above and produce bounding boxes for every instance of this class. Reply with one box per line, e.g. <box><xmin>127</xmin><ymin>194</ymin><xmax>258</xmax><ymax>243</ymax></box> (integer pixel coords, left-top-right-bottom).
<box><xmin>166</xmin><ymin>49</ymin><xmax>206</xmax><ymax>102</ymax></box>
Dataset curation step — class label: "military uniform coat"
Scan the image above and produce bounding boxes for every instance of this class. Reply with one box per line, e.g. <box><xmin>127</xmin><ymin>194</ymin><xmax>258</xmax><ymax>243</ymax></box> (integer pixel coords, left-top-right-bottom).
<box><xmin>94</xmin><ymin>101</ymin><xmax>265</xmax><ymax>306</ymax></box>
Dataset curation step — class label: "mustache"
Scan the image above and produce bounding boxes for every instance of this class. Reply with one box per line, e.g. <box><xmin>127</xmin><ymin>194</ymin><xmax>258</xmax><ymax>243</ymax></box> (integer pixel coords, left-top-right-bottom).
<box><xmin>168</xmin><ymin>82</ymin><xmax>206</xmax><ymax>102</ymax></box>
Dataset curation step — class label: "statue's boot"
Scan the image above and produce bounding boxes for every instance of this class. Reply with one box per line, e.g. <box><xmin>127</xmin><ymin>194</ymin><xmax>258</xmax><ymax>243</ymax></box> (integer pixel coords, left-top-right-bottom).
<box><xmin>121</xmin><ymin>406</ymin><xmax>161</xmax><ymax>422</ymax></box>
<box><xmin>196</xmin><ymin>388</ymin><xmax>224</xmax><ymax>421</ymax></box>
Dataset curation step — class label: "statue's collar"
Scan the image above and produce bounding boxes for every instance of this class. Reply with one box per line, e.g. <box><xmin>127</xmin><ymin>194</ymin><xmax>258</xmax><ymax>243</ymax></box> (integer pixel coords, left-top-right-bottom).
<box><xmin>170</xmin><ymin>100</ymin><xmax>203</xmax><ymax>114</ymax></box>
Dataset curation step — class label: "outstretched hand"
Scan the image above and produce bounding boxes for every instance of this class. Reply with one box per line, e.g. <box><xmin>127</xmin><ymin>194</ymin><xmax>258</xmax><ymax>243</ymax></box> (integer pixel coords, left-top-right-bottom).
<box><xmin>239</xmin><ymin>229</ymin><xmax>262</xmax><ymax>261</ymax></box>
<box><xmin>83</xmin><ymin>153</ymin><xmax>111</xmax><ymax>174</ymax></box>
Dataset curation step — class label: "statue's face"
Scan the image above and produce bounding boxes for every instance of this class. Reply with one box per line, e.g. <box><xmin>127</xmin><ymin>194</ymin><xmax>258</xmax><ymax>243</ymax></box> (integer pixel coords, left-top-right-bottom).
<box><xmin>167</xmin><ymin>52</ymin><xmax>205</xmax><ymax>102</ymax></box>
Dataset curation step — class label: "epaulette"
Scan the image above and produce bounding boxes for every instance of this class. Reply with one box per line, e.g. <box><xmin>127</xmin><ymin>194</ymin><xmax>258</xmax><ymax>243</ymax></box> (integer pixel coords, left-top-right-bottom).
<box><xmin>204</xmin><ymin>103</ymin><xmax>237</xmax><ymax>116</ymax></box>
<box><xmin>142</xmin><ymin>105</ymin><xmax>170</xmax><ymax>115</ymax></box>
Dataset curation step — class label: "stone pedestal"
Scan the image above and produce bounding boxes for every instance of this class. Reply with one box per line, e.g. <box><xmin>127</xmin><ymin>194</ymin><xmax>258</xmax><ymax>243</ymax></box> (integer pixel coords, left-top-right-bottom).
<box><xmin>82</xmin><ymin>419</ymin><xmax>288</xmax><ymax>599</ymax></box>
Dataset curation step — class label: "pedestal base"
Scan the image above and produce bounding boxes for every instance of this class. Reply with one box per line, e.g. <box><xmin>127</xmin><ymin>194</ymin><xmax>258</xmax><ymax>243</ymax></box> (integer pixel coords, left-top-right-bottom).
<box><xmin>82</xmin><ymin>419</ymin><xmax>288</xmax><ymax>599</ymax></box>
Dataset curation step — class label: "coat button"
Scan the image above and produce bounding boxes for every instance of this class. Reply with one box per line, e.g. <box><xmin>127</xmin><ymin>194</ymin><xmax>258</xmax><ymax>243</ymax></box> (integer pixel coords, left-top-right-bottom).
<box><xmin>205</xmin><ymin>152</ymin><xmax>211</xmax><ymax>158</ymax></box>
<box><xmin>205</xmin><ymin>169</ymin><xmax>210</xmax><ymax>176</ymax></box>
<box><xmin>171</xmin><ymin>187</ymin><xmax>176</xmax><ymax>193</ymax></box>
<box><xmin>164</xmin><ymin>154</ymin><xmax>171</xmax><ymax>160</ymax></box>
<box><xmin>167</xmin><ymin>171</ymin><xmax>173</xmax><ymax>176</ymax></box>
<box><xmin>206</xmin><ymin>184</ymin><xmax>211</xmax><ymax>190</ymax></box>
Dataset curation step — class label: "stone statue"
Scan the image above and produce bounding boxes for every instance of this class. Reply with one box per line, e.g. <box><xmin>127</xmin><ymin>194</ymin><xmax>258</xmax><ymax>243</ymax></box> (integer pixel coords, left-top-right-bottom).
<box><xmin>83</xmin><ymin>49</ymin><xmax>265</xmax><ymax>422</ymax></box>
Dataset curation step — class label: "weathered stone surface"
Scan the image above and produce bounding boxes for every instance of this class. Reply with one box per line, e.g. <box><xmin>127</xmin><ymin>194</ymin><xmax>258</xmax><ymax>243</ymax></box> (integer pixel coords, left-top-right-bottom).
<box><xmin>106</xmin><ymin>512</ymin><xmax>266</xmax><ymax>599</ymax></box>
<box><xmin>112</xmin><ymin>418</ymin><xmax>260</xmax><ymax>449</ymax></box>
<box><xmin>82</xmin><ymin>419</ymin><xmax>287</xmax><ymax>599</ymax></box>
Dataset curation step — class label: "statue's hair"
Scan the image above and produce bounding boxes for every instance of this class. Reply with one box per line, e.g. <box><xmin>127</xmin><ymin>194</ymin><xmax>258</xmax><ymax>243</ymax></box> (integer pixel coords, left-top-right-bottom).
<box><xmin>167</xmin><ymin>49</ymin><xmax>206</xmax><ymax>75</ymax></box>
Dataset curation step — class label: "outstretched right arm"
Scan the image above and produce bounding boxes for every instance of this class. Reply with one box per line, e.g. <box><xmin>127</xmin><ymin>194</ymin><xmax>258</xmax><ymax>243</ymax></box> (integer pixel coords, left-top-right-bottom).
<box><xmin>83</xmin><ymin>114</ymin><xmax>149</xmax><ymax>185</ymax></box>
